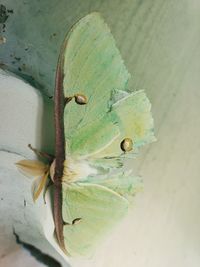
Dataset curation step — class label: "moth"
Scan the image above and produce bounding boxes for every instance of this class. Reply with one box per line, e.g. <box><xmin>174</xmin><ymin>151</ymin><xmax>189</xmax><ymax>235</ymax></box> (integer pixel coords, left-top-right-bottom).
<box><xmin>16</xmin><ymin>12</ymin><xmax>155</xmax><ymax>257</ymax></box>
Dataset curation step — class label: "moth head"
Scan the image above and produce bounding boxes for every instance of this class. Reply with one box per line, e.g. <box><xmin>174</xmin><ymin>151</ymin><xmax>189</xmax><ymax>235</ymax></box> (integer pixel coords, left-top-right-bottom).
<box><xmin>120</xmin><ymin>138</ymin><xmax>133</xmax><ymax>152</ymax></box>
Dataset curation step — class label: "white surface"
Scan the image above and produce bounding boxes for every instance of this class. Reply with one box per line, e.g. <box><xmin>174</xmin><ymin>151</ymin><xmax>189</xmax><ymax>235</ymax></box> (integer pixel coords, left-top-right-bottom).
<box><xmin>0</xmin><ymin>70</ymin><xmax>42</xmax><ymax>158</ymax></box>
<box><xmin>0</xmin><ymin>151</ymin><xmax>69</xmax><ymax>267</ymax></box>
<box><xmin>0</xmin><ymin>247</ymin><xmax>45</xmax><ymax>267</ymax></box>
<box><xmin>0</xmin><ymin>70</ymin><xmax>68</xmax><ymax>267</ymax></box>
<box><xmin>0</xmin><ymin>69</ymin><xmax>54</xmax><ymax>158</ymax></box>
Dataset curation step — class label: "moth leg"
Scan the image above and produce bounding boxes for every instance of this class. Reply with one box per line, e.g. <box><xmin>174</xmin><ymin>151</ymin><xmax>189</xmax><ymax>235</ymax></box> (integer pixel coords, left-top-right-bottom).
<box><xmin>64</xmin><ymin>96</ymin><xmax>73</xmax><ymax>105</ymax></box>
<box><xmin>28</xmin><ymin>144</ymin><xmax>54</xmax><ymax>162</ymax></box>
<box><xmin>33</xmin><ymin>170</ymin><xmax>49</xmax><ymax>202</ymax></box>
<box><xmin>63</xmin><ymin>218</ymin><xmax>82</xmax><ymax>226</ymax></box>
<box><xmin>43</xmin><ymin>178</ymin><xmax>53</xmax><ymax>204</ymax></box>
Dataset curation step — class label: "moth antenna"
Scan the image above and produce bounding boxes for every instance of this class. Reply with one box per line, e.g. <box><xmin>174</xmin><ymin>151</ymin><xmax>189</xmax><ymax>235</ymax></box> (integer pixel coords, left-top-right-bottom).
<box><xmin>28</xmin><ymin>144</ymin><xmax>54</xmax><ymax>162</ymax></box>
<box><xmin>43</xmin><ymin>179</ymin><xmax>54</xmax><ymax>204</ymax></box>
<box><xmin>63</xmin><ymin>221</ymin><xmax>71</xmax><ymax>226</ymax></box>
<box><xmin>64</xmin><ymin>96</ymin><xmax>73</xmax><ymax>105</ymax></box>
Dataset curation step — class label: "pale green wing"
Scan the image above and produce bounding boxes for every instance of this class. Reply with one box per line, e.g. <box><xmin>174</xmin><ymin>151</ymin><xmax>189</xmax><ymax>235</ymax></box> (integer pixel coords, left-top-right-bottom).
<box><xmin>113</xmin><ymin>90</ymin><xmax>155</xmax><ymax>148</ymax></box>
<box><xmin>66</xmin><ymin>112</ymin><xmax>119</xmax><ymax>158</ymax></box>
<box><xmin>82</xmin><ymin>171</ymin><xmax>142</xmax><ymax>199</ymax></box>
<box><xmin>62</xmin><ymin>182</ymin><xmax>128</xmax><ymax>257</ymax></box>
<box><xmin>62</xmin><ymin>12</ymin><xmax>130</xmax><ymax>158</ymax></box>
<box><xmin>92</xmin><ymin>90</ymin><xmax>156</xmax><ymax>158</ymax></box>
<box><xmin>88</xmin><ymin>157</ymin><xmax>123</xmax><ymax>170</ymax></box>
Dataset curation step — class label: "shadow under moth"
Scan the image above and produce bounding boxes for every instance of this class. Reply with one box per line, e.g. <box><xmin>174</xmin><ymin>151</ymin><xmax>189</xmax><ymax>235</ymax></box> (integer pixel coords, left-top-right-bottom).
<box><xmin>16</xmin><ymin>12</ymin><xmax>155</xmax><ymax>257</ymax></box>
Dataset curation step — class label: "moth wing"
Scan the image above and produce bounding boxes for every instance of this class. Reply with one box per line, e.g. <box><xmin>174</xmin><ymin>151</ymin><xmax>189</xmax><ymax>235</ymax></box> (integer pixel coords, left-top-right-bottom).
<box><xmin>66</xmin><ymin>113</ymin><xmax>120</xmax><ymax>158</ymax></box>
<box><xmin>83</xmin><ymin>172</ymin><xmax>142</xmax><ymax>198</ymax></box>
<box><xmin>62</xmin><ymin>182</ymin><xmax>128</xmax><ymax>257</ymax></box>
<box><xmin>62</xmin><ymin>12</ymin><xmax>130</xmax><ymax>158</ymax></box>
<box><xmin>93</xmin><ymin>90</ymin><xmax>156</xmax><ymax>158</ymax></box>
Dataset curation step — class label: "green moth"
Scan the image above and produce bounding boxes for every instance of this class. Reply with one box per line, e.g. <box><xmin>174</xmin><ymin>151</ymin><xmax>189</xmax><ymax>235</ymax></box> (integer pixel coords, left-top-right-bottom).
<box><xmin>16</xmin><ymin>12</ymin><xmax>155</xmax><ymax>257</ymax></box>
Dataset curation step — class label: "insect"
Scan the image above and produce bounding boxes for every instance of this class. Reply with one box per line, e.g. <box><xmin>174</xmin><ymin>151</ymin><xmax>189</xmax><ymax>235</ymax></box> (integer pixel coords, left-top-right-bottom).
<box><xmin>16</xmin><ymin>12</ymin><xmax>155</xmax><ymax>257</ymax></box>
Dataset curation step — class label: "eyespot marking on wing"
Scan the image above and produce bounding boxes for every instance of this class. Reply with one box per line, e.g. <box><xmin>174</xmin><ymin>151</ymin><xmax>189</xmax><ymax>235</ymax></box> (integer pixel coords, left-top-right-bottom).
<box><xmin>65</xmin><ymin>93</ymin><xmax>88</xmax><ymax>105</ymax></box>
<box><xmin>72</xmin><ymin>218</ymin><xmax>82</xmax><ymax>225</ymax></box>
<box><xmin>120</xmin><ymin>138</ymin><xmax>133</xmax><ymax>152</ymax></box>
<box><xmin>74</xmin><ymin>94</ymin><xmax>88</xmax><ymax>105</ymax></box>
